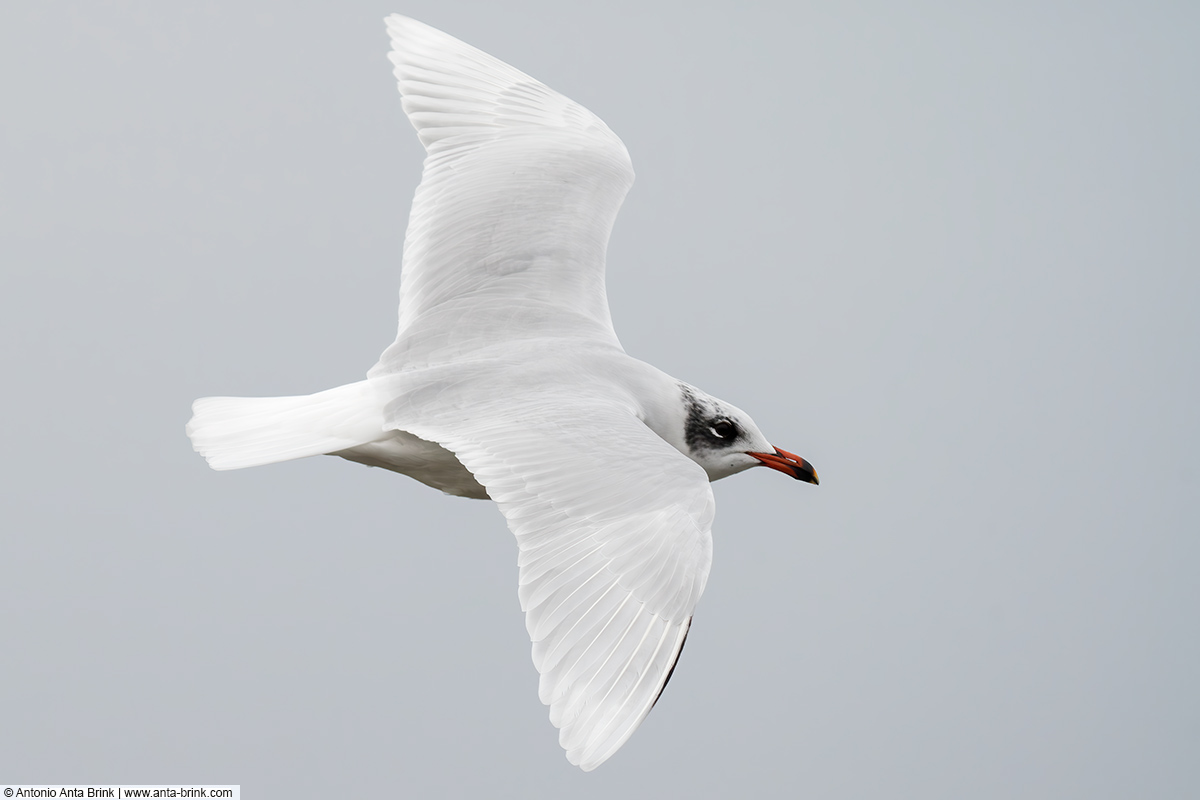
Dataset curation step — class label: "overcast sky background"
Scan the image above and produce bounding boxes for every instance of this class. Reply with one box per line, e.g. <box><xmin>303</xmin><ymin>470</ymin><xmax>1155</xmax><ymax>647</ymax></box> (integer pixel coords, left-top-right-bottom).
<box><xmin>2</xmin><ymin>1</ymin><xmax>1198</xmax><ymax>797</ymax></box>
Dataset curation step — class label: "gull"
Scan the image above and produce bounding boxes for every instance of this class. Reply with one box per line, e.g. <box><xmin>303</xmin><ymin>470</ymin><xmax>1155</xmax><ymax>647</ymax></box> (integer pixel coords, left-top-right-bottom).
<box><xmin>186</xmin><ymin>14</ymin><xmax>818</xmax><ymax>771</ymax></box>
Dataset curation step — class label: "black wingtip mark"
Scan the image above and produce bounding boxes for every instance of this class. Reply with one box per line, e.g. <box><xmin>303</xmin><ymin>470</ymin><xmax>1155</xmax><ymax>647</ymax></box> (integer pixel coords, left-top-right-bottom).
<box><xmin>650</xmin><ymin>617</ymin><xmax>692</xmax><ymax>710</ymax></box>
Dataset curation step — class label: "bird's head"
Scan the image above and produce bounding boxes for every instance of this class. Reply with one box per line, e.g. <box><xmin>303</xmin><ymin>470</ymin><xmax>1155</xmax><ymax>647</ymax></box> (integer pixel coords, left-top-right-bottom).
<box><xmin>669</xmin><ymin>383</ymin><xmax>819</xmax><ymax>484</ymax></box>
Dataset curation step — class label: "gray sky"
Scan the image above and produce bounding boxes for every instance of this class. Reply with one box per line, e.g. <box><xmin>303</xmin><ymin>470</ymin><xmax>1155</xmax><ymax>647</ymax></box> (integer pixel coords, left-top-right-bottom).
<box><xmin>3</xmin><ymin>1</ymin><xmax>1198</xmax><ymax>796</ymax></box>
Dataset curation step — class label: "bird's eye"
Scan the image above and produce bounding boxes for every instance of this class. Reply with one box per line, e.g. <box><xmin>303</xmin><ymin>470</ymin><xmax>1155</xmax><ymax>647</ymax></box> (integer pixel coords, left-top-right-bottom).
<box><xmin>709</xmin><ymin>419</ymin><xmax>738</xmax><ymax>440</ymax></box>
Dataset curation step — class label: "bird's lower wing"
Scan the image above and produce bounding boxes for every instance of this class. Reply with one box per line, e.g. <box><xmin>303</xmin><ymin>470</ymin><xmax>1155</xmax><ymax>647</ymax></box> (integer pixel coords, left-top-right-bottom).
<box><xmin>387</xmin><ymin>381</ymin><xmax>714</xmax><ymax>770</ymax></box>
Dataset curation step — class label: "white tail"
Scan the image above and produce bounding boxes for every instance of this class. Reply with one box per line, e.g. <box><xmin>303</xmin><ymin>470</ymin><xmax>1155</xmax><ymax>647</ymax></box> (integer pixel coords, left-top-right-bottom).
<box><xmin>186</xmin><ymin>380</ymin><xmax>387</xmax><ymax>471</ymax></box>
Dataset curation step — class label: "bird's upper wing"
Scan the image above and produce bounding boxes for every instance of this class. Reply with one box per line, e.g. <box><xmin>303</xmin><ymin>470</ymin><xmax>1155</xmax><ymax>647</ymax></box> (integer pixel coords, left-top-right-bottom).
<box><xmin>386</xmin><ymin>374</ymin><xmax>714</xmax><ymax>770</ymax></box>
<box><xmin>369</xmin><ymin>16</ymin><xmax>635</xmax><ymax>375</ymax></box>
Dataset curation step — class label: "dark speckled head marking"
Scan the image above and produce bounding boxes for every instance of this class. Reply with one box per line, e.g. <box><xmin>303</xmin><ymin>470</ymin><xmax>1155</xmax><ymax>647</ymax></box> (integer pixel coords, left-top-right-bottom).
<box><xmin>680</xmin><ymin>383</ymin><xmax>742</xmax><ymax>454</ymax></box>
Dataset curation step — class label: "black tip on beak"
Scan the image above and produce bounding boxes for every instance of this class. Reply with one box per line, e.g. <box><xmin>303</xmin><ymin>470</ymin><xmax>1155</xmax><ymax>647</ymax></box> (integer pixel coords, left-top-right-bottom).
<box><xmin>749</xmin><ymin>447</ymin><xmax>819</xmax><ymax>485</ymax></box>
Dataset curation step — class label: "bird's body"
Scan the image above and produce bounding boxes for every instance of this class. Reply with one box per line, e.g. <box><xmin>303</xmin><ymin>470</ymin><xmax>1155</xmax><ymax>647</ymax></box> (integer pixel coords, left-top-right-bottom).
<box><xmin>187</xmin><ymin>15</ymin><xmax>816</xmax><ymax>770</ymax></box>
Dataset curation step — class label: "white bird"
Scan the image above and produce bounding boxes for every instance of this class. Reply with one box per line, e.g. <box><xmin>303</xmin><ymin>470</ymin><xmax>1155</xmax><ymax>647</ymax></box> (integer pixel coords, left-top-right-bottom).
<box><xmin>187</xmin><ymin>15</ymin><xmax>818</xmax><ymax>771</ymax></box>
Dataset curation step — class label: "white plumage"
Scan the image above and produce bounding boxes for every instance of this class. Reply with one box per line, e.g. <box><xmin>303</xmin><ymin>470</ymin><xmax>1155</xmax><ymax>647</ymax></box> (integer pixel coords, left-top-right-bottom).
<box><xmin>187</xmin><ymin>15</ymin><xmax>817</xmax><ymax>770</ymax></box>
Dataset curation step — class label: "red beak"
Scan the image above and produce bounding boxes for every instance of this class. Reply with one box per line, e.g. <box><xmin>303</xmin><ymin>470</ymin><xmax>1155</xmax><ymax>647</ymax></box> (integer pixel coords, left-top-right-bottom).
<box><xmin>748</xmin><ymin>447</ymin><xmax>819</xmax><ymax>485</ymax></box>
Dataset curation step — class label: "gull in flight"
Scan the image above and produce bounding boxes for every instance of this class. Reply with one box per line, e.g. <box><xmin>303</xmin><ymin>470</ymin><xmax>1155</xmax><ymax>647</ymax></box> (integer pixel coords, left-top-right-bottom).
<box><xmin>187</xmin><ymin>14</ymin><xmax>818</xmax><ymax>771</ymax></box>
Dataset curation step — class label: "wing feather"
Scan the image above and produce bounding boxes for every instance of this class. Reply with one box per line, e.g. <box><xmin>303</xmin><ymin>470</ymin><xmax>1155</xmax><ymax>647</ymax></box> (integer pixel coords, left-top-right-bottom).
<box><xmin>387</xmin><ymin>384</ymin><xmax>713</xmax><ymax>770</ymax></box>
<box><xmin>370</xmin><ymin>16</ymin><xmax>635</xmax><ymax>373</ymax></box>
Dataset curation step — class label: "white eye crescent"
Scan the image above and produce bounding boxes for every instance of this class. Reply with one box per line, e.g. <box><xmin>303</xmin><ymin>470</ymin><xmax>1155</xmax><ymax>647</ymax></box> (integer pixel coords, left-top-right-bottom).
<box><xmin>709</xmin><ymin>419</ymin><xmax>737</xmax><ymax>440</ymax></box>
